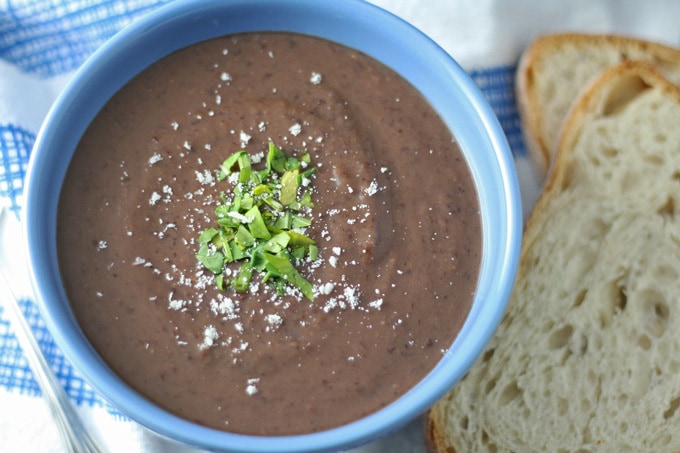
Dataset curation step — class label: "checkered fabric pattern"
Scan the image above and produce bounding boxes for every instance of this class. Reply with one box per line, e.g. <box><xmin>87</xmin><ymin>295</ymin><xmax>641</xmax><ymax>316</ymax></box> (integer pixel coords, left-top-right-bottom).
<box><xmin>0</xmin><ymin>125</ymin><xmax>33</xmax><ymax>215</ymax></box>
<box><xmin>0</xmin><ymin>0</ymin><xmax>525</xmax><ymax>411</ymax></box>
<box><xmin>0</xmin><ymin>0</ymin><xmax>172</xmax><ymax>417</ymax></box>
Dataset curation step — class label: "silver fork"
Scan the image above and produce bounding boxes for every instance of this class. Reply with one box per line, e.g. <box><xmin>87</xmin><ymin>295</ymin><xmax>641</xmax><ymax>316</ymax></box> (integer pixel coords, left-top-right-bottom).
<box><xmin>0</xmin><ymin>206</ymin><xmax>104</xmax><ymax>452</ymax></box>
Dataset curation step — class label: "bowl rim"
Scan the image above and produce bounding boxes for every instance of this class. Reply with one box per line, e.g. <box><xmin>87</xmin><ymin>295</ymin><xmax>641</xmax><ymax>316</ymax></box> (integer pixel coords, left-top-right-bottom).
<box><xmin>23</xmin><ymin>0</ymin><xmax>523</xmax><ymax>451</ymax></box>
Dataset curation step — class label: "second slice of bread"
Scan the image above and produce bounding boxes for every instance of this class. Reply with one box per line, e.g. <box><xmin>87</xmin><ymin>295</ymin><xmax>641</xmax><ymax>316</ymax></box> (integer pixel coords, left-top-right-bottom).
<box><xmin>516</xmin><ymin>33</ymin><xmax>680</xmax><ymax>179</ymax></box>
<box><xmin>428</xmin><ymin>61</ymin><xmax>680</xmax><ymax>452</ymax></box>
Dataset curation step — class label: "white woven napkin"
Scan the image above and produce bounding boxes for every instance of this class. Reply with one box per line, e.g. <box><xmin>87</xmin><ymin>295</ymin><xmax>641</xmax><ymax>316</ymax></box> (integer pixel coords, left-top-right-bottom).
<box><xmin>1</xmin><ymin>0</ymin><xmax>679</xmax><ymax>451</ymax></box>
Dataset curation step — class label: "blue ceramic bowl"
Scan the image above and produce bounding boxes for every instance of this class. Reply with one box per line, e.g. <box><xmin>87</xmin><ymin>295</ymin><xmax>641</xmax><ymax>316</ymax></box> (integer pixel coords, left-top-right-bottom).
<box><xmin>23</xmin><ymin>0</ymin><xmax>522</xmax><ymax>451</ymax></box>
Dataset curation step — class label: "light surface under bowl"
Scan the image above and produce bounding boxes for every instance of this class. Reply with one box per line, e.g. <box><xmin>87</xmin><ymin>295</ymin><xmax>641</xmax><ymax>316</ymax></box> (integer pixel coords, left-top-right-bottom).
<box><xmin>23</xmin><ymin>0</ymin><xmax>522</xmax><ymax>451</ymax></box>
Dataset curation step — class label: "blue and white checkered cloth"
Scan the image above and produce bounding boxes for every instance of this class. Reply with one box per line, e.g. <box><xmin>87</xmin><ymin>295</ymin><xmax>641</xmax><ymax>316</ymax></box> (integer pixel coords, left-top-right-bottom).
<box><xmin>0</xmin><ymin>2</ymin><xmax>539</xmax><ymax>452</ymax></box>
<box><xmin>0</xmin><ymin>0</ymin><xmax>526</xmax><ymax>416</ymax></box>
<box><xmin>0</xmin><ymin>2</ymin><xmax>181</xmax><ymax>451</ymax></box>
<box><xmin>6</xmin><ymin>0</ymin><xmax>673</xmax><ymax>451</ymax></box>
<box><xmin>0</xmin><ymin>0</ymin><xmax>172</xmax><ymax>215</ymax></box>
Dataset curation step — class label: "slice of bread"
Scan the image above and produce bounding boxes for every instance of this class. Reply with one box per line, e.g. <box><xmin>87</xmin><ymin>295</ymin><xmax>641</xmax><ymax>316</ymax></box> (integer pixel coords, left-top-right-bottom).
<box><xmin>516</xmin><ymin>33</ymin><xmax>680</xmax><ymax>179</ymax></box>
<box><xmin>427</xmin><ymin>61</ymin><xmax>680</xmax><ymax>452</ymax></box>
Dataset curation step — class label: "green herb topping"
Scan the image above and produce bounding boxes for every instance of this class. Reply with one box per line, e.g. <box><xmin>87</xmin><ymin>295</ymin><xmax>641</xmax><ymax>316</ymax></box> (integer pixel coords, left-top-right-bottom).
<box><xmin>196</xmin><ymin>142</ymin><xmax>318</xmax><ymax>300</ymax></box>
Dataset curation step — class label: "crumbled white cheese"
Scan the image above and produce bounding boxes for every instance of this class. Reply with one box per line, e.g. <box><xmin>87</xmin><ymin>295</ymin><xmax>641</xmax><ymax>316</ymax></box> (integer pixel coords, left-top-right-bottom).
<box><xmin>343</xmin><ymin>286</ymin><xmax>360</xmax><ymax>309</ymax></box>
<box><xmin>250</xmin><ymin>152</ymin><xmax>264</xmax><ymax>164</ymax></box>
<box><xmin>246</xmin><ymin>378</ymin><xmax>260</xmax><ymax>395</ymax></box>
<box><xmin>168</xmin><ymin>291</ymin><xmax>186</xmax><ymax>311</ymax></box>
<box><xmin>368</xmin><ymin>299</ymin><xmax>383</xmax><ymax>309</ymax></box>
<box><xmin>198</xmin><ymin>325</ymin><xmax>219</xmax><ymax>350</ymax></box>
<box><xmin>227</xmin><ymin>172</ymin><xmax>240</xmax><ymax>185</ymax></box>
<box><xmin>148</xmin><ymin>153</ymin><xmax>163</xmax><ymax>166</ymax></box>
<box><xmin>239</xmin><ymin>131</ymin><xmax>251</xmax><ymax>147</ymax></box>
<box><xmin>264</xmin><ymin>314</ymin><xmax>283</xmax><ymax>332</ymax></box>
<box><xmin>195</xmin><ymin>169</ymin><xmax>214</xmax><ymax>185</ymax></box>
<box><xmin>149</xmin><ymin>192</ymin><xmax>161</xmax><ymax>205</ymax></box>
<box><xmin>288</xmin><ymin>123</ymin><xmax>302</xmax><ymax>136</ymax></box>
<box><xmin>210</xmin><ymin>297</ymin><xmax>238</xmax><ymax>320</ymax></box>
<box><xmin>364</xmin><ymin>179</ymin><xmax>380</xmax><ymax>196</ymax></box>
<box><xmin>227</xmin><ymin>211</ymin><xmax>252</xmax><ymax>224</ymax></box>
<box><xmin>310</xmin><ymin>72</ymin><xmax>323</xmax><ymax>84</ymax></box>
<box><xmin>318</xmin><ymin>282</ymin><xmax>335</xmax><ymax>295</ymax></box>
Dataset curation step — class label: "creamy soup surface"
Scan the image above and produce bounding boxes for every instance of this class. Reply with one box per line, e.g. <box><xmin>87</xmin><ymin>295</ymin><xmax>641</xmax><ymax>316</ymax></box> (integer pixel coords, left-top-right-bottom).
<box><xmin>57</xmin><ymin>33</ymin><xmax>481</xmax><ymax>435</ymax></box>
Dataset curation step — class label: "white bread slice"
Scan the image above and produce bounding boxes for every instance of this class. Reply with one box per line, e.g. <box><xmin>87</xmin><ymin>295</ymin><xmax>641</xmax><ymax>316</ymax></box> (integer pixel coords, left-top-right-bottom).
<box><xmin>516</xmin><ymin>33</ymin><xmax>680</xmax><ymax>179</ymax></box>
<box><xmin>428</xmin><ymin>61</ymin><xmax>680</xmax><ymax>452</ymax></box>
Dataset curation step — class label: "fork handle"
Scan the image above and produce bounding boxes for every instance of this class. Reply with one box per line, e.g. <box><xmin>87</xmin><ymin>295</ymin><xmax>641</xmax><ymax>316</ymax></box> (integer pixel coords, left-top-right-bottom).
<box><xmin>0</xmin><ymin>270</ymin><xmax>104</xmax><ymax>452</ymax></box>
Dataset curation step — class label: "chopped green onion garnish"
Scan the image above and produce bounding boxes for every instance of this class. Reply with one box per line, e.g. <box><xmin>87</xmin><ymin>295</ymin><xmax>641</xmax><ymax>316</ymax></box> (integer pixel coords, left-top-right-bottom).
<box><xmin>196</xmin><ymin>243</ymin><xmax>225</xmax><ymax>274</ymax></box>
<box><xmin>280</xmin><ymin>169</ymin><xmax>299</xmax><ymax>206</ymax></box>
<box><xmin>245</xmin><ymin>206</ymin><xmax>271</xmax><ymax>240</ymax></box>
<box><xmin>263</xmin><ymin>253</ymin><xmax>314</xmax><ymax>301</ymax></box>
<box><xmin>234</xmin><ymin>263</ymin><xmax>253</xmax><ymax>293</ymax></box>
<box><xmin>196</xmin><ymin>143</ymin><xmax>318</xmax><ymax>300</ymax></box>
